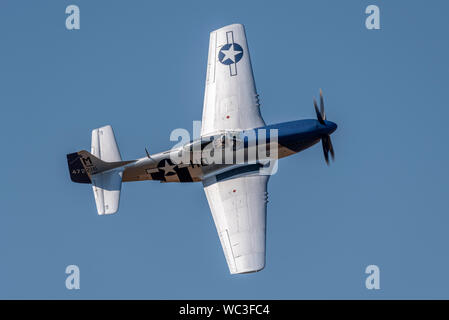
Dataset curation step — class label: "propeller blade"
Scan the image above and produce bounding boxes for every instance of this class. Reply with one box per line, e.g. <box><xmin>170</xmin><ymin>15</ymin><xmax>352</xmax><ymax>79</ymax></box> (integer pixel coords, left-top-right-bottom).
<box><xmin>321</xmin><ymin>138</ymin><xmax>329</xmax><ymax>165</ymax></box>
<box><xmin>328</xmin><ymin>136</ymin><xmax>335</xmax><ymax>160</ymax></box>
<box><xmin>321</xmin><ymin>135</ymin><xmax>336</xmax><ymax>165</ymax></box>
<box><xmin>314</xmin><ymin>98</ymin><xmax>325</xmax><ymax>124</ymax></box>
<box><xmin>319</xmin><ymin>89</ymin><xmax>326</xmax><ymax>121</ymax></box>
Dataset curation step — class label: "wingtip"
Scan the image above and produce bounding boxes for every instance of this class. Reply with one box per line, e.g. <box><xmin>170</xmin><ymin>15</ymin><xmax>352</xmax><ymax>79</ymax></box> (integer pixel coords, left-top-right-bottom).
<box><xmin>230</xmin><ymin>266</ymin><xmax>265</xmax><ymax>275</ymax></box>
<box><xmin>212</xmin><ymin>23</ymin><xmax>245</xmax><ymax>34</ymax></box>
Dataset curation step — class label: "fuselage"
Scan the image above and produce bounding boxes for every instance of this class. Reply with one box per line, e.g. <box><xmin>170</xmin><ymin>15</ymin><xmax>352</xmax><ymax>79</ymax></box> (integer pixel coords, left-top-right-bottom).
<box><xmin>121</xmin><ymin>119</ymin><xmax>337</xmax><ymax>183</ymax></box>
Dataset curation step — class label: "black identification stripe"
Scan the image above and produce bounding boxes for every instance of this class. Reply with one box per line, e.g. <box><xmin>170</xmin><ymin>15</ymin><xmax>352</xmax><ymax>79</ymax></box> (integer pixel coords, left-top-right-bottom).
<box><xmin>175</xmin><ymin>166</ymin><xmax>193</xmax><ymax>182</ymax></box>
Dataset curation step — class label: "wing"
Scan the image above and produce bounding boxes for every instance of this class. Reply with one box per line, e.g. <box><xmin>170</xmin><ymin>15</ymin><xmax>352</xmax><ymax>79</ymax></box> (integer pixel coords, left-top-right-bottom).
<box><xmin>201</xmin><ymin>24</ymin><xmax>265</xmax><ymax>136</ymax></box>
<box><xmin>203</xmin><ymin>174</ymin><xmax>269</xmax><ymax>274</ymax></box>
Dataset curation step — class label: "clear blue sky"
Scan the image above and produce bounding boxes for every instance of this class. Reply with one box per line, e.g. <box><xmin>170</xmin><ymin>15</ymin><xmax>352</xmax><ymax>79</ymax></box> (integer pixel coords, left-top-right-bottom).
<box><xmin>1</xmin><ymin>0</ymin><xmax>448</xmax><ymax>299</ymax></box>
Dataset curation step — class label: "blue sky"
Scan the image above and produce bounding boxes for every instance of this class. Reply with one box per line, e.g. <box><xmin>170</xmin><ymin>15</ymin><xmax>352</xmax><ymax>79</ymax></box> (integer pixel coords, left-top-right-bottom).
<box><xmin>1</xmin><ymin>0</ymin><xmax>448</xmax><ymax>299</ymax></box>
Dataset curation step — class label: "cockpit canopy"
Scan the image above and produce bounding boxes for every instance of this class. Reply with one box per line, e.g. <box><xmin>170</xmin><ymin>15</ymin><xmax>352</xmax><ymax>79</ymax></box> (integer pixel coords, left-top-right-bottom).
<box><xmin>183</xmin><ymin>131</ymin><xmax>244</xmax><ymax>152</ymax></box>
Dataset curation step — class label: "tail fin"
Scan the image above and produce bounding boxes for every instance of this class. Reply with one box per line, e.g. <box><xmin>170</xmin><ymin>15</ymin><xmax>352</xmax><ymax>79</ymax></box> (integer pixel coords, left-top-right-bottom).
<box><xmin>67</xmin><ymin>149</ymin><xmax>131</xmax><ymax>179</ymax></box>
<box><xmin>66</xmin><ymin>125</ymin><xmax>135</xmax><ymax>215</ymax></box>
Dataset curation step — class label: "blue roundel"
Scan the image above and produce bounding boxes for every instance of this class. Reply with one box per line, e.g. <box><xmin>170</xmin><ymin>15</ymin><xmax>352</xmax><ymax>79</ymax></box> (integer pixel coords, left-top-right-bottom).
<box><xmin>218</xmin><ymin>43</ymin><xmax>244</xmax><ymax>65</ymax></box>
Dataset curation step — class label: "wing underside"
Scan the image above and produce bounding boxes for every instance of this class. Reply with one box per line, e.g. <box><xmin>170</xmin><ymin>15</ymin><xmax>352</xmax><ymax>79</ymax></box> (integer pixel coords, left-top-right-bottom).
<box><xmin>203</xmin><ymin>174</ymin><xmax>269</xmax><ymax>274</ymax></box>
<box><xmin>201</xmin><ymin>24</ymin><xmax>265</xmax><ymax>136</ymax></box>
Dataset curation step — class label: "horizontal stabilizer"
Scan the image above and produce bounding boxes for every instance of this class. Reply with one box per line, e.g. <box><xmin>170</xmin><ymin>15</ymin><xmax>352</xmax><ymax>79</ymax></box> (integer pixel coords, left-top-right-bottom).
<box><xmin>91</xmin><ymin>125</ymin><xmax>122</xmax><ymax>162</ymax></box>
<box><xmin>92</xmin><ymin>169</ymin><xmax>123</xmax><ymax>215</ymax></box>
<box><xmin>91</xmin><ymin>125</ymin><xmax>123</xmax><ymax>215</ymax></box>
<box><xmin>66</xmin><ymin>125</ymin><xmax>136</xmax><ymax>215</ymax></box>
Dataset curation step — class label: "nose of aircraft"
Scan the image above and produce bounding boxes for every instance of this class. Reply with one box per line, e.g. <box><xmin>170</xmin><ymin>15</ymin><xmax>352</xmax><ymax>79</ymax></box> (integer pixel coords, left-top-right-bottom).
<box><xmin>325</xmin><ymin>120</ymin><xmax>337</xmax><ymax>135</ymax></box>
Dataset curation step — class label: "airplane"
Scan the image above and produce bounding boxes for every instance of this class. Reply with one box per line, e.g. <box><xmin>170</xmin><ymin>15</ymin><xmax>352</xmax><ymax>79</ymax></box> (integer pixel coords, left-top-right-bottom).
<box><xmin>66</xmin><ymin>23</ymin><xmax>337</xmax><ymax>274</ymax></box>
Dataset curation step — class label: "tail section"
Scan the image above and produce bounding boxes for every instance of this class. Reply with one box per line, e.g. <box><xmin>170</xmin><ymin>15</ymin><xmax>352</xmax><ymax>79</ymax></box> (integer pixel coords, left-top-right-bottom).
<box><xmin>67</xmin><ymin>152</ymin><xmax>92</xmax><ymax>184</ymax></box>
<box><xmin>66</xmin><ymin>125</ymin><xmax>136</xmax><ymax>215</ymax></box>
<box><xmin>67</xmin><ymin>149</ymin><xmax>130</xmax><ymax>183</ymax></box>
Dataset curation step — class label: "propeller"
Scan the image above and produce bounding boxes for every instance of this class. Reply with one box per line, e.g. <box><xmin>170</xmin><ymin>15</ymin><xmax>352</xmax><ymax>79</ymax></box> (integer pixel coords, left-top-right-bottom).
<box><xmin>313</xmin><ymin>89</ymin><xmax>335</xmax><ymax>165</ymax></box>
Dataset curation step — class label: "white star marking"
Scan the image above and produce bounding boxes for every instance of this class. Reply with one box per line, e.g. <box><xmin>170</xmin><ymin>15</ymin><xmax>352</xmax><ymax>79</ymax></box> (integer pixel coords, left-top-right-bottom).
<box><xmin>160</xmin><ymin>161</ymin><xmax>176</xmax><ymax>175</ymax></box>
<box><xmin>221</xmin><ymin>44</ymin><xmax>242</xmax><ymax>63</ymax></box>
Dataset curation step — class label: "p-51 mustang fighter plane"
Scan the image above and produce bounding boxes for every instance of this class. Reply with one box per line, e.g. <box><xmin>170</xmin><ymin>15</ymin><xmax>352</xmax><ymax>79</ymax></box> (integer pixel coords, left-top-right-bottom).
<box><xmin>66</xmin><ymin>24</ymin><xmax>337</xmax><ymax>274</ymax></box>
